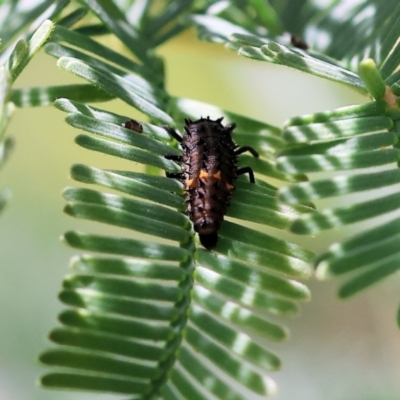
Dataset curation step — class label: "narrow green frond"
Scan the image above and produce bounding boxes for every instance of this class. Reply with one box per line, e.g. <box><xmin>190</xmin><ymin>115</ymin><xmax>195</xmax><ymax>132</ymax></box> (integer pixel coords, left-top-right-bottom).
<box><xmin>281</xmin><ymin>116</ymin><xmax>393</xmax><ymax>144</ymax></box>
<box><xmin>64</xmin><ymin>187</ymin><xmax>188</xmax><ymax>229</ymax></box>
<box><xmin>46</xmin><ymin>41</ymin><xmax>164</xmax><ymax>101</ymax></box>
<box><xmin>49</xmin><ymin>25</ymin><xmax>157</xmax><ymax>82</ymax></box>
<box><xmin>63</xmin><ymin>189</ymin><xmax>190</xmax><ymax>243</ymax></box>
<box><xmin>316</xmin><ymin>222</ymin><xmax>400</xmax><ymax>299</ymax></box>
<box><xmin>197</xmin><ymin>251</ymin><xmax>311</xmax><ymax>301</ymax></box>
<box><xmin>63</xmin><ymin>231</ymin><xmax>190</xmax><ymax>262</ymax></box>
<box><xmin>376</xmin><ymin>4</ymin><xmax>400</xmax><ymax>78</ymax></box>
<box><xmin>59</xmin><ymin>288</ymin><xmax>181</xmax><ymax>320</ymax></box>
<box><xmin>176</xmin><ymin>346</ymin><xmax>247</xmax><ymax>400</ymax></box>
<box><xmin>185</xmin><ymin>325</ymin><xmax>276</xmax><ymax>396</ymax></box>
<box><xmin>56</xmin><ymin>7</ymin><xmax>88</xmax><ymax>28</ymax></box>
<box><xmin>10</xmin><ymin>84</ymin><xmax>114</xmax><ymax>107</ymax></box>
<box><xmin>192</xmin><ymin>286</ymin><xmax>289</xmax><ymax>341</ymax></box>
<box><xmin>142</xmin><ymin>0</ymin><xmax>193</xmax><ymax>42</ymax></box>
<box><xmin>249</xmin><ymin>40</ymin><xmax>365</xmax><ymax>92</ymax></box>
<box><xmin>168</xmin><ymin>367</ymin><xmax>210</xmax><ymax>400</ymax></box>
<box><xmin>358</xmin><ymin>59</ymin><xmax>386</xmax><ymax>100</ymax></box>
<box><xmin>73</xmin><ymin>24</ymin><xmax>109</xmax><ymax>36</ymax></box>
<box><xmin>39</xmin><ymin>4</ymin><xmax>317</xmax><ymax>397</ymax></box>
<box><xmin>7</xmin><ymin>20</ymin><xmax>54</xmax><ymax>82</ymax></box>
<box><xmin>41</xmin><ymin>372</ymin><xmax>146</xmax><ymax>394</ymax></box>
<box><xmin>286</xmin><ymin>101</ymin><xmax>387</xmax><ymax>126</ymax></box>
<box><xmin>58</xmin><ymin>308</ymin><xmax>175</xmax><ymax>341</ymax></box>
<box><xmin>220</xmin><ymin>221</ymin><xmax>314</xmax><ymax>267</ymax></box>
<box><xmin>279</xmin><ymin>148</ymin><xmax>400</xmax><ymax>174</ymax></box>
<box><xmin>194</xmin><ymin>265</ymin><xmax>299</xmax><ymax>316</ymax></box>
<box><xmin>70</xmin><ymin>254</ymin><xmax>187</xmax><ymax>281</ymax></box>
<box><xmin>54</xmin><ymin>98</ymin><xmax>172</xmax><ymax>141</ymax></box>
<box><xmin>291</xmin><ymin>191</ymin><xmax>400</xmax><ymax>235</ymax></box>
<box><xmin>66</xmin><ymin>113</ymin><xmax>176</xmax><ymax>155</ymax></box>
<box><xmin>279</xmin><ymin>168</ymin><xmax>400</xmax><ymax>204</ymax></box>
<box><xmin>75</xmin><ymin>133</ymin><xmax>179</xmax><ymax>171</ymax></box>
<box><xmin>41</xmin><ymin>349</ymin><xmax>162</xmax><ymax>379</ymax></box>
<box><xmin>57</xmin><ymin>57</ymin><xmax>173</xmax><ymax>123</ymax></box>
<box><xmin>231</xmin><ymin>181</ymin><xmax>313</xmax><ymax>229</ymax></box>
<box><xmin>70</xmin><ymin>165</ymin><xmax>184</xmax><ymax>208</ymax></box>
<box><xmin>75</xmin><ymin>0</ymin><xmax>151</xmax><ymax>62</ymax></box>
<box><xmin>190</xmin><ymin>304</ymin><xmax>280</xmax><ymax>369</ymax></box>
<box><xmin>0</xmin><ymin>0</ymin><xmax>67</xmax><ymax>62</ymax></box>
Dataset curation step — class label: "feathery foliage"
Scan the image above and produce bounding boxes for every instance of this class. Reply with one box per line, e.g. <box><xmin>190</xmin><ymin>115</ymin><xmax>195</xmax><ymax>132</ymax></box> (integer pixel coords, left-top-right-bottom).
<box><xmin>192</xmin><ymin>1</ymin><xmax>400</xmax><ymax>304</ymax></box>
<box><xmin>0</xmin><ymin>0</ymin><xmax>69</xmax><ymax>216</ymax></box>
<box><xmin>1</xmin><ymin>0</ymin><xmax>399</xmax><ymax>399</ymax></box>
<box><xmin>32</xmin><ymin>1</ymin><xmax>313</xmax><ymax>398</ymax></box>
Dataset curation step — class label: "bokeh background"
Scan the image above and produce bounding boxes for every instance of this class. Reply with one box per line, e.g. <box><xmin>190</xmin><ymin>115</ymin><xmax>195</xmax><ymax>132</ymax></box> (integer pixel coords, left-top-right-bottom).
<box><xmin>1</xmin><ymin>28</ymin><xmax>400</xmax><ymax>400</ymax></box>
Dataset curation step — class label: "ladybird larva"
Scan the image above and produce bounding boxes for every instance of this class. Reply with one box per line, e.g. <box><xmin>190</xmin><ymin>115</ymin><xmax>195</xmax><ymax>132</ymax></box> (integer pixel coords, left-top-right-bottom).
<box><xmin>164</xmin><ymin>117</ymin><xmax>259</xmax><ymax>250</ymax></box>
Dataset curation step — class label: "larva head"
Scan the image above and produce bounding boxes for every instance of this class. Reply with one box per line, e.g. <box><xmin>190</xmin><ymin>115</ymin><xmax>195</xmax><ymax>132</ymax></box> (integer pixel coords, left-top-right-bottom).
<box><xmin>199</xmin><ymin>233</ymin><xmax>218</xmax><ymax>250</ymax></box>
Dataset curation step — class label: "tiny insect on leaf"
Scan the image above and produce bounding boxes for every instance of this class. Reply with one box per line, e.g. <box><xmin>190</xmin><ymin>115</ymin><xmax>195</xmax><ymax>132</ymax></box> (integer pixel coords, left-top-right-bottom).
<box><xmin>123</xmin><ymin>119</ymin><xmax>143</xmax><ymax>133</ymax></box>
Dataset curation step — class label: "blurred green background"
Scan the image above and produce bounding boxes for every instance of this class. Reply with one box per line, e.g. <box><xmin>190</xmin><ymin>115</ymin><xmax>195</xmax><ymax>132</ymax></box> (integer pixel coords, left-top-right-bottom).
<box><xmin>1</xmin><ymin>30</ymin><xmax>400</xmax><ymax>400</ymax></box>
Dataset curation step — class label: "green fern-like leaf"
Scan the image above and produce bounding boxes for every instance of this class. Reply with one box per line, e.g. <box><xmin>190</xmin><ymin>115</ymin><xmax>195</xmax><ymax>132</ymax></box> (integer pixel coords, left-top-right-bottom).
<box><xmin>191</xmin><ymin>2</ymin><xmax>400</xmax><ymax>322</ymax></box>
<box><xmin>0</xmin><ymin>0</ymin><xmax>70</xmax><ymax>216</ymax></box>
<box><xmin>38</xmin><ymin>3</ymin><xmax>315</xmax><ymax>398</ymax></box>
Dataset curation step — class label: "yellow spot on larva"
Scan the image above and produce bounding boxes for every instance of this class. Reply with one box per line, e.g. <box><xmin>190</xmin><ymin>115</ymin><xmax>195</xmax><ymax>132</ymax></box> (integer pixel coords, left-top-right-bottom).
<box><xmin>199</xmin><ymin>170</ymin><xmax>208</xmax><ymax>179</ymax></box>
<box><xmin>213</xmin><ymin>171</ymin><xmax>221</xmax><ymax>180</ymax></box>
<box><xmin>186</xmin><ymin>178</ymin><xmax>195</xmax><ymax>188</ymax></box>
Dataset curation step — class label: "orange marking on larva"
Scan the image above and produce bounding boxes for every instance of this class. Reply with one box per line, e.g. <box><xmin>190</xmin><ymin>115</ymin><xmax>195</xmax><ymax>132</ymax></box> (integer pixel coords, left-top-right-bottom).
<box><xmin>199</xmin><ymin>169</ymin><xmax>208</xmax><ymax>179</ymax></box>
<box><xmin>213</xmin><ymin>171</ymin><xmax>221</xmax><ymax>180</ymax></box>
<box><xmin>226</xmin><ymin>183</ymin><xmax>234</xmax><ymax>190</ymax></box>
<box><xmin>186</xmin><ymin>178</ymin><xmax>196</xmax><ymax>188</ymax></box>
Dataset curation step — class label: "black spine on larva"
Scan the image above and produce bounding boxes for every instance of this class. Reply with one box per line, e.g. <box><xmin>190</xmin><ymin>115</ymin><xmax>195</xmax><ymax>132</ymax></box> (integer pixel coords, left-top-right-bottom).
<box><xmin>181</xmin><ymin>117</ymin><xmax>239</xmax><ymax>250</ymax></box>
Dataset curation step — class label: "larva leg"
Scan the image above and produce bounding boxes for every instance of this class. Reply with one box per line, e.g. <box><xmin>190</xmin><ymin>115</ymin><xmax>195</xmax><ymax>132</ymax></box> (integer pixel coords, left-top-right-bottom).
<box><xmin>166</xmin><ymin>171</ymin><xmax>184</xmax><ymax>179</ymax></box>
<box><xmin>235</xmin><ymin>146</ymin><xmax>259</xmax><ymax>158</ymax></box>
<box><xmin>165</xmin><ymin>154</ymin><xmax>183</xmax><ymax>162</ymax></box>
<box><xmin>163</xmin><ymin>125</ymin><xmax>183</xmax><ymax>142</ymax></box>
<box><xmin>237</xmin><ymin>166</ymin><xmax>256</xmax><ymax>183</ymax></box>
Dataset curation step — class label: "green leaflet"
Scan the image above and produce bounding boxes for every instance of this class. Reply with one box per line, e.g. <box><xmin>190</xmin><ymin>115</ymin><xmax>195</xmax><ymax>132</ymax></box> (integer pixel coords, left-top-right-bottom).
<box><xmin>1</xmin><ymin>14</ymin><xmax>68</xmax><ymax>216</ymax></box>
<box><xmin>0</xmin><ymin>0</ymin><xmax>388</xmax><ymax>398</ymax></box>
<box><xmin>41</xmin><ymin>93</ymin><xmax>313</xmax><ymax>398</ymax></box>
<box><xmin>275</xmin><ymin>46</ymin><xmax>400</xmax><ymax>304</ymax></box>
<box><xmin>36</xmin><ymin>3</ymin><xmax>319</xmax><ymax>399</ymax></box>
<box><xmin>10</xmin><ymin>84</ymin><xmax>115</xmax><ymax>107</ymax></box>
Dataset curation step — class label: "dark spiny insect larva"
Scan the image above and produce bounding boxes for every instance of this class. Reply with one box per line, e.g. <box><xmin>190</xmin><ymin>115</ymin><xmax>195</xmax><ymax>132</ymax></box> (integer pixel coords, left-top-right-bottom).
<box><xmin>164</xmin><ymin>117</ymin><xmax>259</xmax><ymax>250</ymax></box>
